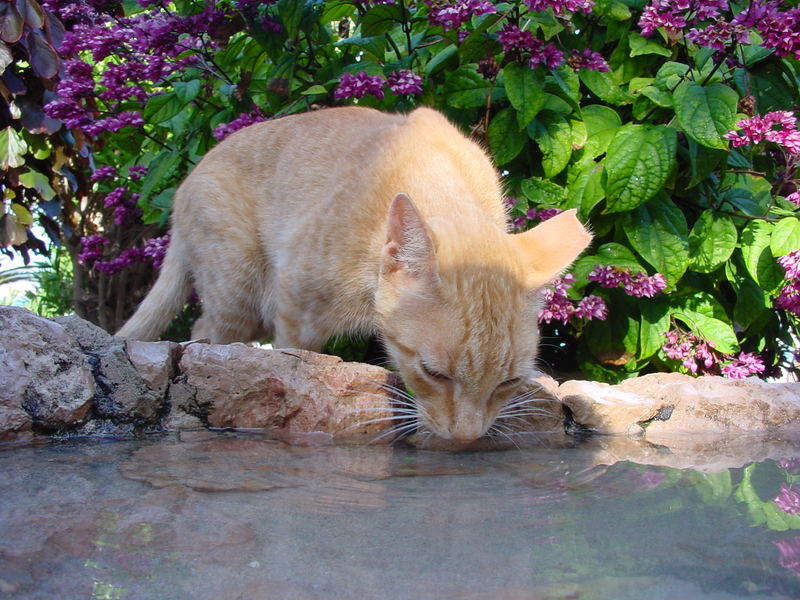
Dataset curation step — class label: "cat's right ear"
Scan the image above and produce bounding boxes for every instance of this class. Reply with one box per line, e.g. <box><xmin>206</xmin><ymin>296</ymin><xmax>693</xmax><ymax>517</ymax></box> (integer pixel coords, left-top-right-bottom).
<box><xmin>380</xmin><ymin>193</ymin><xmax>438</xmax><ymax>284</ymax></box>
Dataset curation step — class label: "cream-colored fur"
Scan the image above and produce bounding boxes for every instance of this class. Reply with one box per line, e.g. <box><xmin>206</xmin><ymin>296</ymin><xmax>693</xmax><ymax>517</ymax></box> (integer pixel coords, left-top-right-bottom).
<box><xmin>118</xmin><ymin>106</ymin><xmax>591</xmax><ymax>443</ymax></box>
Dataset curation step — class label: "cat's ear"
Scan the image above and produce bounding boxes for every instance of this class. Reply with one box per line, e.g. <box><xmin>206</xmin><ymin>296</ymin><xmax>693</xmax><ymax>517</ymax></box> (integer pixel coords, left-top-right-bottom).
<box><xmin>380</xmin><ymin>193</ymin><xmax>437</xmax><ymax>283</ymax></box>
<box><xmin>513</xmin><ymin>209</ymin><xmax>592</xmax><ymax>289</ymax></box>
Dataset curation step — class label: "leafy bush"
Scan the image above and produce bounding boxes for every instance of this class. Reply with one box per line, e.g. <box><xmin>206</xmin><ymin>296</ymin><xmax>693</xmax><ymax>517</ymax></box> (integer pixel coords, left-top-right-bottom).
<box><xmin>1</xmin><ymin>0</ymin><xmax>798</xmax><ymax>380</ymax></box>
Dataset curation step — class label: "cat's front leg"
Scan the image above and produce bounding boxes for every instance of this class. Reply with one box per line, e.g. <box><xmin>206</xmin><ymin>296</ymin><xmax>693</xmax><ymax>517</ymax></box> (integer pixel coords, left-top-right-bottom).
<box><xmin>272</xmin><ymin>308</ymin><xmax>331</xmax><ymax>352</ymax></box>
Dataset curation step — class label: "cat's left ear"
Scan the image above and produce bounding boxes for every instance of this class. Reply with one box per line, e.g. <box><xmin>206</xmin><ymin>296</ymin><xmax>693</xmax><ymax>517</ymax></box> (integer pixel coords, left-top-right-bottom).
<box><xmin>513</xmin><ymin>209</ymin><xmax>592</xmax><ymax>289</ymax></box>
<box><xmin>380</xmin><ymin>193</ymin><xmax>438</xmax><ymax>284</ymax></box>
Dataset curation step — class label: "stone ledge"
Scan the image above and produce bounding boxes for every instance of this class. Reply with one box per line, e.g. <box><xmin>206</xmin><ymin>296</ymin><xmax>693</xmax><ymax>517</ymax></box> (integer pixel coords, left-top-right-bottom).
<box><xmin>1</xmin><ymin>306</ymin><xmax>798</xmax><ymax>450</ymax></box>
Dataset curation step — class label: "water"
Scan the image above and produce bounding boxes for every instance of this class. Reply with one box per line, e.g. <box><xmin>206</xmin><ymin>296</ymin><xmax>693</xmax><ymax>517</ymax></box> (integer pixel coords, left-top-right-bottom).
<box><xmin>1</xmin><ymin>432</ymin><xmax>800</xmax><ymax>599</ymax></box>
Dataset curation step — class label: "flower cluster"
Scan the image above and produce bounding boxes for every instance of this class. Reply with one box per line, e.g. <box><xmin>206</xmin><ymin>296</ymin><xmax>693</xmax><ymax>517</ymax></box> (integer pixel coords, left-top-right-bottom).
<box><xmin>638</xmin><ymin>0</ymin><xmax>727</xmax><ymax>37</ymax></box>
<box><xmin>737</xmin><ymin>1</ymin><xmax>800</xmax><ymax>60</ymax></box>
<box><xmin>77</xmin><ymin>234</ymin><xmax>109</xmax><ymax>268</ymax></box>
<box><xmin>588</xmin><ymin>265</ymin><xmax>667</xmax><ymax>298</ymax></box>
<box><xmin>143</xmin><ymin>233</ymin><xmax>170</xmax><ymax>270</ymax></box>
<box><xmin>775</xmin><ymin>537</ymin><xmax>800</xmax><ymax>577</ymax></box>
<box><xmin>129</xmin><ymin>165</ymin><xmax>148</xmax><ymax>181</ymax></box>
<box><xmin>539</xmin><ymin>274</ymin><xmax>609</xmax><ymax>324</ymax></box>
<box><xmin>387</xmin><ymin>70</ymin><xmax>424</xmax><ymax>96</ymax></box>
<box><xmin>334</xmin><ymin>72</ymin><xmax>386</xmax><ymax>100</ymax></box>
<box><xmin>524</xmin><ymin>0</ymin><xmax>594</xmax><ymax>17</ymax></box>
<box><xmin>776</xmin><ymin>250</ymin><xmax>800</xmax><ymax>318</ymax></box>
<box><xmin>779</xmin><ymin>458</ymin><xmax>800</xmax><ymax>474</ymax></box>
<box><xmin>90</xmin><ymin>166</ymin><xmax>117</xmax><ymax>182</ymax></box>
<box><xmin>95</xmin><ymin>247</ymin><xmax>146</xmax><ymax>276</ymax></box>
<box><xmin>662</xmin><ymin>329</ymin><xmax>766</xmax><ymax>377</ymax></box>
<box><xmin>334</xmin><ymin>70</ymin><xmax>424</xmax><ymax>100</ymax></box>
<box><xmin>724</xmin><ymin>111</ymin><xmax>800</xmax><ymax>154</ymax></box>
<box><xmin>497</xmin><ymin>24</ymin><xmax>564</xmax><ymax>70</ymax></box>
<box><xmin>425</xmin><ymin>0</ymin><xmax>496</xmax><ymax>31</ymax></box>
<box><xmin>213</xmin><ymin>108</ymin><xmax>270</xmax><ymax>142</ymax></box>
<box><xmin>103</xmin><ymin>187</ymin><xmax>141</xmax><ymax>226</ymax></box>
<box><xmin>775</xmin><ymin>483</ymin><xmax>800</xmax><ymax>516</ymax></box>
<box><xmin>44</xmin><ymin>2</ymin><xmax>235</xmax><ymax>137</ymax></box>
<box><xmin>510</xmin><ymin>207</ymin><xmax>563</xmax><ymax>230</ymax></box>
<box><xmin>686</xmin><ymin>20</ymin><xmax>749</xmax><ymax>52</ymax></box>
<box><xmin>567</xmin><ymin>49</ymin><xmax>610</xmax><ymax>72</ymax></box>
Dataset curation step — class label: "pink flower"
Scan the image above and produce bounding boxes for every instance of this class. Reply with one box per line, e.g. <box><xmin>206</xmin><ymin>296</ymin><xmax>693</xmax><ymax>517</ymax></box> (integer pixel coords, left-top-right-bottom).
<box><xmin>426</xmin><ymin>0</ymin><xmax>496</xmax><ymax>31</ymax></box>
<box><xmin>724</xmin><ymin>111</ymin><xmax>800</xmax><ymax>154</ymax></box>
<box><xmin>387</xmin><ymin>70</ymin><xmax>424</xmax><ymax>95</ymax></box>
<box><xmin>775</xmin><ymin>483</ymin><xmax>800</xmax><ymax>515</ymax></box>
<box><xmin>539</xmin><ymin>274</ymin><xmax>607</xmax><ymax>324</ymax></box>
<box><xmin>524</xmin><ymin>0</ymin><xmax>594</xmax><ymax>15</ymax></box>
<box><xmin>588</xmin><ymin>266</ymin><xmax>667</xmax><ymax>297</ymax></box>
<box><xmin>334</xmin><ymin>71</ymin><xmax>386</xmax><ymax>100</ymax></box>
<box><xmin>720</xmin><ymin>352</ymin><xmax>765</xmax><ymax>378</ymax></box>
<box><xmin>574</xmin><ymin>295</ymin><xmax>609</xmax><ymax>320</ymax></box>
<box><xmin>775</xmin><ymin>537</ymin><xmax>800</xmax><ymax>577</ymax></box>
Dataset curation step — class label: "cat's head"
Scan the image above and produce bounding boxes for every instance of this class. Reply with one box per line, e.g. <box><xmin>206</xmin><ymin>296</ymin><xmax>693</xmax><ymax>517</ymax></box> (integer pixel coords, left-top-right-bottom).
<box><xmin>375</xmin><ymin>193</ymin><xmax>591</xmax><ymax>445</ymax></box>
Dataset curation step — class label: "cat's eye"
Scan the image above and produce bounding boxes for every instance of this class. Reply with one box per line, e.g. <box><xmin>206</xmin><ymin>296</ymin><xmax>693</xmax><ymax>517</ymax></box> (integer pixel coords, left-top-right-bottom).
<box><xmin>419</xmin><ymin>361</ymin><xmax>451</xmax><ymax>382</ymax></box>
<box><xmin>499</xmin><ymin>377</ymin><xmax>522</xmax><ymax>388</ymax></box>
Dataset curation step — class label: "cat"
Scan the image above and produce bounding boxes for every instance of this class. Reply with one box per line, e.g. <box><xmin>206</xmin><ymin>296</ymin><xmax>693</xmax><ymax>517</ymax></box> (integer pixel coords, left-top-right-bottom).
<box><xmin>118</xmin><ymin>106</ymin><xmax>592</xmax><ymax>444</ymax></box>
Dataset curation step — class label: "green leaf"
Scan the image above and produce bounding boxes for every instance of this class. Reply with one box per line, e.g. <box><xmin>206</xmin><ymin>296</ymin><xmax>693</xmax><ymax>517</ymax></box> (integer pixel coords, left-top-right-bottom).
<box><xmin>741</xmin><ymin>221</ymin><xmax>784</xmax><ymax>292</ymax></box>
<box><xmin>503</xmin><ymin>62</ymin><xmax>545</xmax><ymax>128</ymax></box>
<box><xmin>360</xmin><ymin>3</ymin><xmax>403</xmax><ymax>37</ymax></box>
<box><xmin>582</xmin><ymin>104</ymin><xmax>622</xmax><ymax>158</ymax></box>
<box><xmin>673</xmin><ymin>310</ymin><xmax>739</xmax><ymax>354</ymax></box>
<box><xmin>445</xmin><ymin>67</ymin><xmax>494</xmax><ymax>108</ymax></box>
<box><xmin>770</xmin><ymin>218</ymin><xmax>800</xmax><ymax>257</ymax></box>
<box><xmin>488</xmin><ymin>107</ymin><xmax>527</xmax><ymax>165</ymax></box>
<box><xmin>0</xmin><ymin>126</ymin><xmax>27</xmax><ymax>169</ymax></box>
<box><xmin>521</xmin><ymin>177</ymin><xmax>567</xmax><ymax>206</ymax></box>
<box><xmin>139</xmin><ymin>150</ymin><xmax>181</xmax><ymax>203</ymax></box>
<box><xmin>173</xmin><ymin>80</ymin><xmax>201</xmax><ymax>104</ymax></box>
<box><xmin>143</xmin><ymin>92</ymin><xmax>184</xmax><ymax>124</ymax></box>
<box><xmin>604</xmin><ymin>124</ymin><xmax>676</xmax><ymax>213</ymax></box>
<box><xmin>277</xmin><ymin>0</ymin><xmax>305</xmax><ymax>36</ymax></box>
<box><xmin>586</xmin><ymin>306</ymin><xmax>640</xmax><ymax>367</ymax></box>
<box><xmin>567</xmin><ymin>161</ymin><xmax>605</xmax><ymax>219</ymax></box>
<box><xmin>579</xmin><ymin>69</ymin><xmax>634</xmax><ymax>106</ymax></box>
<box><xmin>628</xmin><ymin>32</ymin><xmax>671</xmax><ymax>57</ymax></box>
<box><xmin>640</xmin><ymin>298</ymin><xmax>670</xmax><ymax>359</ymax></box>
<box><xmin>687</xmin><ymin>139</ymin><xmax>727</xmax><ymax>188</ymax></box>
<box><xmin>301</xmin><ymin>84</ymin><xmax>328</xmax><ymax>95</ymax></box>
<box><xmin>688</xmin><ymin>210</ymin><xmax>737</xmax><ymax>273</ymax></box>
<box><xmin>733</xmin><ymin>275</ymin><xmax>768</xmax><ymax>330</ymax></box>
<box><xmin>623</xmin><ymin>193</ymin><xmax>689</xmax><ymax>285</ymax></box>
<box><xmin>654</xmin><ymin>61</ymin><xmax>689</xmax><ymax>90</ymax></box>
<box><xmin>673</xmin><ymin>81</ymin><xmax>738</xmax><ymax>149</ymax></box>
<box><xmin>18</xmin><ymin>169</ymin><xmax>56</xmax><ymax>201</ymax></box>
<box><xmin>528</xmin><ymin>111</ymin><xmax>572</xmax><ymax>178</ymax></box>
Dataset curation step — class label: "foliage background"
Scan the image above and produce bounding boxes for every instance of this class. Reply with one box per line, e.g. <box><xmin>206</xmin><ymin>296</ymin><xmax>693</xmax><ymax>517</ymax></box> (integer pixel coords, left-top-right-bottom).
<box><xmin>1</xmin><ymin>0</ymin><xmax>799</xmax><ymax>380</ymax></box>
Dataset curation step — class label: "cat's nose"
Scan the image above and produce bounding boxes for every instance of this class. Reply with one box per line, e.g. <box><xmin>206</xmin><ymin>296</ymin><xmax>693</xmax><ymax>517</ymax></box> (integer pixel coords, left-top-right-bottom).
<box><xmin>448</xmin><ymin>417</ymin><xmax>485</xmax><ymax>443</ymax></box>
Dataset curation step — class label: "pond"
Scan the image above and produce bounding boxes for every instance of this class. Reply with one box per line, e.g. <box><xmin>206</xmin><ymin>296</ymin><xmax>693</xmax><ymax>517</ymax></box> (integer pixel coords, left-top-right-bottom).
<box><xmin>1</xmin><ymin>431</ymin><xmax>799</xmax><ymax>599</ymax></box>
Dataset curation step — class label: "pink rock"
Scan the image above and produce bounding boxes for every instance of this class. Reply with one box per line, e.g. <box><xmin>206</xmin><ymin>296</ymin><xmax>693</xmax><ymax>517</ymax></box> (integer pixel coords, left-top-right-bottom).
<box><xmin>0</xmin><ymin>307</ymin><xmax>94</xmax><ymax>438</ymax></box>
<box><xmin>124</xmin><ymin>339</ymin><xmax>181</xmax><ymax>396</ymax></box>
<box><xmin>173</xmin><ymin>343</ymin><xmax>404</xmax><ymax>443</ymax></box>
<box><xmin>560</xmin><ymin>372</ymin><xmax>800</xmax><ymax>438</ymax></box>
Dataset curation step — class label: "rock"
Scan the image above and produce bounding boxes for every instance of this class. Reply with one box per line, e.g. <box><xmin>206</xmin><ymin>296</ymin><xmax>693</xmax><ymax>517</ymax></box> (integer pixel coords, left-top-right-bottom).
<box><xmin>0</xmin><ymin>307</ymin><xmax>94</xmax><ymax>437</ymax></box>
<box><xmin>55</xmin><ymin>314</ymin><xmax>165</xmax><ymax>426</ymax></box>
<box><xmin>560</xmin><ymin>372</ymin><xmax>800</xmax><ymax>438</ymax></box>
<box><xmin>175</xmin><ymin>344</ymin><xmax>404</xmax><ymax>442</ymax></box>
<box><xmin>124</xmin><ymin>339</ymin><xmax>181</xmax><ymax>396</ymax></box>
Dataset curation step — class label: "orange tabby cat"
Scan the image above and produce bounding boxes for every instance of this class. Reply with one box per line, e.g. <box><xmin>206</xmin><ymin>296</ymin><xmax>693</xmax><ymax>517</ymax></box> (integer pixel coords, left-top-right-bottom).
<box><xmin>118</xmin><ymin>106</ymin><xmax>591</xmax><ymax>443</ymax></box>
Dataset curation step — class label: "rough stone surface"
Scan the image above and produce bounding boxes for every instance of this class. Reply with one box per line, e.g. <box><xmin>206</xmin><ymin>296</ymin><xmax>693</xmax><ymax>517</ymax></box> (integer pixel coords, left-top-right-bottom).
<box><xmin>176</xmin><ymin>343</ymin><xmax>404</xmax><ymax>443</ymax></box>
<box><xmin>560</xmin><ymin>372</ymin><xmax>800</xmax><ymax>438</ymax></box>
<box><xmin>55</xmin><ymin>314</ymin><xmax>165</xmax><ymax>425</ymax></box>
<box><xmin>0</xmin><ymin>307</ymin><xmax>94</xmax><ymax>438</ymax></box>
<box><xmin>124</xmin><ymin>339</ymin><xmax>181</xmax><ymax>396</ymax></box>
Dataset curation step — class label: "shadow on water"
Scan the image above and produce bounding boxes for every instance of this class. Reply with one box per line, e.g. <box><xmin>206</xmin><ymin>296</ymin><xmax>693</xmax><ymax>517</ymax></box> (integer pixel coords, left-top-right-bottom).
<box><xmin>1</xmin><ymin>430</ymin><xmax>800</xmax><ymax>599</ymax></box>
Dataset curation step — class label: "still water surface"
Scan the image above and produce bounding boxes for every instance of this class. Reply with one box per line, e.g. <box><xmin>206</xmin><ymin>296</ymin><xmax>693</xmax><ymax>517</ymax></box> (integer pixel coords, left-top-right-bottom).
<box><xmin>1</xmin><ymin>432</ymin><xmax>799</xmax><ymax>599</ymax></box>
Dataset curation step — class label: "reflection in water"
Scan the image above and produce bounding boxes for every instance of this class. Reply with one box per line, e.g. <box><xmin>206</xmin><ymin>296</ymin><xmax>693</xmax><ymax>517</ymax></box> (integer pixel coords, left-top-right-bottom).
<box><xmin>0</xmin><ymin>432</ymin><xmax>799</xmax><ymax>599</ymax></box>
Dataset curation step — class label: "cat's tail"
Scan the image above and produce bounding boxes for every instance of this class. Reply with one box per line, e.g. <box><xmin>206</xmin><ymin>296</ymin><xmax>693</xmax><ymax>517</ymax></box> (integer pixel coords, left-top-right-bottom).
<box><xmin>116</xmin><ymin>232</ymin><xmax>192</xmax><ymax>341</ymax></box>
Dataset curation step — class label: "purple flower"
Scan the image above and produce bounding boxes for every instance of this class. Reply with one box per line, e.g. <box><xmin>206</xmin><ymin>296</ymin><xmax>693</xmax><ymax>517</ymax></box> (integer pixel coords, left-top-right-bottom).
<box><xmin>775</xmin><ymin>537</ymin><xmax>800</xmax><ymax>577</ymax></box>
<box><xmin>778</xmin><ymin>249</ymin><xmax>800</xmax><ymax>280</ymax></box>
<box><xmin>720</xmin><ymin>352</ymin><xmax>765</xmax><ymax>378</ymax></box>
<box><xmin>129</xmin><ymin>165</ymin><xmax>148</xmax><ymax>181</ymax></box>
<box><xmin>102</xmin><ymin>187</ymin><xmax>141</xmax><ymax>225</ymax></box>
<box><xmin>426</xmin><ymin>0</ymin><xmax>496</xmax><ymax>31</ymax></box>
<box><xmin>387</xmin><ymin>70</ymin><xmax>424</xmax><ymax>95</ymax></box>
<box><xmin>91</xmin><ymin>166</ymin><xmax>118</xmax><ymax>181</ymax></box>
<box><xmin>568</xmin><ymin>49</ymin><xmax>610</xmax><ymax>72</ymax></box>
<box><xmin>776</xmin><ymin>250</ymin><xmax>800</xmax><ymax>318</ymax></box>
<box><xmin>724</xmin><ymin>111</ymin><xmax>800</xmax><ymax>154</ymax></box>
<box><xmin>498</xmin><ymin>24</ymin><xmax>538</xmax><ymax>53</ymax></box>
<box><xmin>786</xmin><ymin>191</ymin><xmax>800</xmax><ymax>207</ymax></box>
<box><xmin>213</xmin><ymin>108</ymin><xmax>269</xmax><ymax>142</ymax></box>
<box><xmin>531</xmin><ymin>43</ymin><xmax>565</xmax><ymax>70</ymax></box>
<box><xmin>78</xmin><ymin>234</ymin><xmax>110</xmax><ymax>267</ymax></box>
<box><xmin>574</xmin><ymin>294</ymin><xmax>609</xmax><ymax>320</ymax></box>
<box><xmin>588</xmin><ymin>266</ymin><xmax>668</xmax><ymax>298</ymax></box>
<box><xmin>738</xmin><ymin>1</ymin><xmax>800</xmax><ymax>60</ymax></box>
<box><xmin>662</xmin><ymin>329</ymin><xmax>719</xmax><ymax>374</ymax></box>
<box><xmin>779</xmin><ymin>458</ymin><xmax>800</xmax><ymax>474</ymax></box>
<box><xmin>95</xmin><ymin>247</ymin><xmax>146</xmax><ymax>275</ymax></box>
<box><xmin>775</xmin><ymin>483</ymin><xmax>800</xmax><ymax>515</ymax></box>
<box><xmin>686</xmin><ymin>21</ymin><xmax>749</xmax><ymax>51</ymax></box>
<box><xmin>524</xmin><ymin>0</ymin><xmax>594</xmax><ymax>16</ymax></box>
<box><xmin>539</xmin><ymin>274</ymin><xmax>607</xmax><ymax>324</ymax></box>
<box><xmin>638</xmin><ymin>0</ymin><xmax>728</xmax><ymax>37</ymax></box>
<box><xmin>143</xmin><ymin>233</ymin><xmax>170</xmax><ymax>269</ymax></box>
<box><xmin>334</xmin><ymin>72</ymin><xmax>386</xmax><ymax>100</ymax></box>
